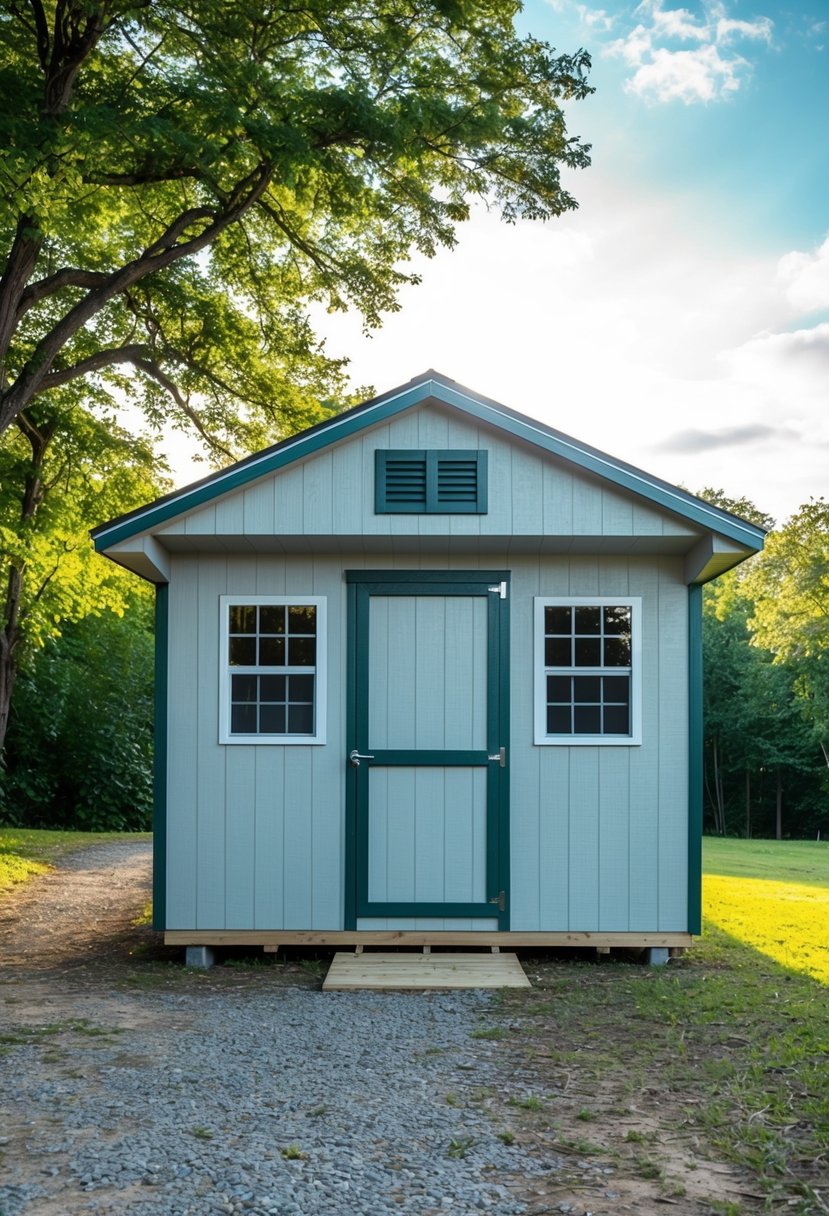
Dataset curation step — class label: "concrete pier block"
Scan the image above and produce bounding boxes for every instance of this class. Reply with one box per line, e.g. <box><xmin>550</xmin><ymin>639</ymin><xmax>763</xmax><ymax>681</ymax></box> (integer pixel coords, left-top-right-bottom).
<box><xmin>644</xmin><ymin>947</ymin><xmax>669</xmax><ymax>966</ymax></box>
<box><xmin>185</xmin><ymin>945</ymin><xmax>216</xmax><ymax>969</ymax></box>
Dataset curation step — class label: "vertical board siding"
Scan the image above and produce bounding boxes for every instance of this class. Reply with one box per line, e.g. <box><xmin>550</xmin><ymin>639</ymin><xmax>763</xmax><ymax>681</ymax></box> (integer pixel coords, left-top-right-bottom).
<box><xmin>195</xmin><ymin>558</ymin><xmax>228</xmax><ymax>928</ymax></box>
<box><xmin>164</xmin><ymin>542</ymin><xmax>689</xmax><ymax>933</ymax></box>
<box><xmin>657</xmin><ymin>561</ymin><xmax>689</xmax><ymax>928</ymax></box>
<box><xmin>165</xmin><ymin>557</ymin><xmax>200</xmax><ymax>927</ymax></box>
<box><xmin>154</xmin><ymin>403</ymin><xmax>699</xmax><ymax>543</ymax></box>
<box><xmin>367</xmin><ymin>767</ymin><xmax>486</xmax><ymax>904</ymax></box>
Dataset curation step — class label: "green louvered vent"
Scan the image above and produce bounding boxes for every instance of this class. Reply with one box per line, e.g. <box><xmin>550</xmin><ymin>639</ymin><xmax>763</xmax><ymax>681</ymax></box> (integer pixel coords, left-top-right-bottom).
<box><xmin>384</xmin><ymin>457</ymin><xmax>428</xmax><ymax>508</ymax></box>
<box><xmin>437</xmin><ymin>458</ymin><xmax>479</xmax><ymax>504</ymax></box>
<box><xmin>376</xmin><ymin>450</ymin><xmax>488</xmax><ymax>514</ymax></box>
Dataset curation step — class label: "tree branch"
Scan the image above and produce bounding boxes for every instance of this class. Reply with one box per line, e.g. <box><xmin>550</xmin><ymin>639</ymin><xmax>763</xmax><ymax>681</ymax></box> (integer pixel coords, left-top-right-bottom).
<box><xmin>17</xmin><ymin>266</ymin><xmax>111</xmax><ymax>319</ymax></box>
<box><xmin>132</xmin><ymin>356</ymin><xmax>236</xmax><ymax>461</ymax></box>
<box><xmin>0</xmin><ymin>161</ymin><xmax>273</xmax><ymax>433</ymax></box>
<box><xmin>39</xmin><ymin>343</ymin><xmax>152</xmax><ymax>390</ymax></box>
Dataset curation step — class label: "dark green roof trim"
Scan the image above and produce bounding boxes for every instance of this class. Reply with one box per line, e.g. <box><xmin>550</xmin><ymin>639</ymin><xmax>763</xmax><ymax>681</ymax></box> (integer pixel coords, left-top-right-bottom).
<box><xmin>92</xmin><ymin>370</ymin><xmax>767</xmax><ymax>553</ymax></box>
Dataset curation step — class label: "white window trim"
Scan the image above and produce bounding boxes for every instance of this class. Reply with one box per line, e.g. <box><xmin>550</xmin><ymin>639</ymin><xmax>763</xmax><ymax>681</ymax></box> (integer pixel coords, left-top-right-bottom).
<box><xmin>533</xmin><ymin>596</ymin><xmax>642</xmax><ymax>747</ymax></box>
<box><xmin>219</xmin><ymin>595</ymin><xmax>327</xmax><ymax>745</ymax></box>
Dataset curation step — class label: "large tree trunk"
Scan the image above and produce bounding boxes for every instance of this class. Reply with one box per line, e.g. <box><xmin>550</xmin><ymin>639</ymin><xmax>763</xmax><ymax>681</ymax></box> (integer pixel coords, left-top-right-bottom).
<box><xmin>775</xmin><ymin>767</ymin><xmax>783</xmax><ymax>841</ymax></box>
<box><xmin>745</xmin><ymin>766</ymin><xmax>751</xmax><ymax>840</ymax></box>
<box><xmin>0</xmin><ymin>414</ymin><xmax>52</xmax><ymax>755</ymax></box>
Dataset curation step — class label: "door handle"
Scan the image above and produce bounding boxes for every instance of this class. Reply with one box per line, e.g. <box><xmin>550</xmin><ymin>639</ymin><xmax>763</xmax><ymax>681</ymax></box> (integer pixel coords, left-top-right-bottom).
<box><xmin>349</xmin><ymin>749</ymin><xmax>375</xmax><ymax>768</ymax></box>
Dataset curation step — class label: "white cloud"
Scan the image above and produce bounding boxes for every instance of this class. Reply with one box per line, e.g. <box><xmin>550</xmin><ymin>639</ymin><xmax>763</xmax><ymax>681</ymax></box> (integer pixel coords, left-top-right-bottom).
<box><xmin>624</xmin><ymin>43</ymin><xmax>745</xmax><ymax>102</ymax></box>
<box><xmin>778</xmin><ymin>235</ymin><xmax>829</xmax><ymax>312</ymax></box>
<box><xmin>606</xmin><ymin>0</ymin><xmax>773</xmax><ymax>104</ymax></box>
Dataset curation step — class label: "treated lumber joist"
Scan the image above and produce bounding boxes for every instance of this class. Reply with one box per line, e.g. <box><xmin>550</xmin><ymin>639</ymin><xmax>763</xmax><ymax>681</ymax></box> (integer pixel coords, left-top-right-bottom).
<box><xmin>164</xmin><ymin>930</ymin><xmax>693</xmax><ymax>948</ymax></box>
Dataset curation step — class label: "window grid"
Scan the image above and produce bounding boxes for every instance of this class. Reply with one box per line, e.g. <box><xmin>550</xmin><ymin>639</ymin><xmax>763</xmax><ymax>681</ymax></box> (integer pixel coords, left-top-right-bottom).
<box><xmin>535</xmin><ymin>599</ymin><xmax>640</xmax><ymax>745</ymax></box>
<box><xmin>223</xmin><ymin>600</ymin><xmax>323</xmax><ymax>741</ymax></box>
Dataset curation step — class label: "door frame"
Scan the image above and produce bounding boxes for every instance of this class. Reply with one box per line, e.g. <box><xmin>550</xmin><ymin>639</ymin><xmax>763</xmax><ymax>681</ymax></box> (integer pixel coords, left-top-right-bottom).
<box><xmin>345</xmin><ymin>569</ymin><xmax>510</xmax><ymax>930</ymax></box>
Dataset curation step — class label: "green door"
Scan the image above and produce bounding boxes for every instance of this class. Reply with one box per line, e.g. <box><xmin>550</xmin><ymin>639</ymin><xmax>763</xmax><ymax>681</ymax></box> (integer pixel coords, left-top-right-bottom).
<box><xmin>345</xmin><ymin>571</ymin><xmax>509</xmax><ymax>929</ymax></box>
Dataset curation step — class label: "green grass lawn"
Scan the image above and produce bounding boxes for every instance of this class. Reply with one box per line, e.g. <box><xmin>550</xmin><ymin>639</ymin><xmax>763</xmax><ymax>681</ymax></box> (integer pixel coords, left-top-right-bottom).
<box><xmin>0</xmin><ymin>827</ymin><xmax>151</xmax><ymax>893</ymax></box>
<box><xmin>703</xmin><ymin>835</ymin><xmax>829</xmax><ymax>887</ymax></box>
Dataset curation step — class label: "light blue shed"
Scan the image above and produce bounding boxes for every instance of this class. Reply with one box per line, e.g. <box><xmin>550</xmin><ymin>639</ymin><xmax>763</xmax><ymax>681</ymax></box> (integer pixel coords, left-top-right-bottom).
<box><xmin>93</xmin><ymin>371</ymin><xmax>764</xmax><ymax>955</ymax></box>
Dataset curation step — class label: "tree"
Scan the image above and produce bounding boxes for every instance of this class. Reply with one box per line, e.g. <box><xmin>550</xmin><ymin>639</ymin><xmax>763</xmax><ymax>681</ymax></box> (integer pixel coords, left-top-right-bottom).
<box><xmin>0</xmin><ymin>393</ymin><xmax>165</xmax><ymax>751</ymax></box>
<box><xmin>1</xmin><ymin>596</ymin><xmax>155</xmax><ymax>830</ymax></box>
<box><xmin>746</xmin><ymin>499</ymin><xmax>829</xmax><ymax>783</ymax></box>
<box><xmin>0</xmin><ymin>1</ymin><xmax>593</xmax><ymax>451</ymax></box>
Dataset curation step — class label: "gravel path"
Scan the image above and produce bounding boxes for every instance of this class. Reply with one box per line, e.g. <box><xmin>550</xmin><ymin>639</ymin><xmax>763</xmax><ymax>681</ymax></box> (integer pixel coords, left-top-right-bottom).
<box><xmin>0</xmin><ymin>843</ymin><xmax>568</xmax><ymax>1216</ymax></box>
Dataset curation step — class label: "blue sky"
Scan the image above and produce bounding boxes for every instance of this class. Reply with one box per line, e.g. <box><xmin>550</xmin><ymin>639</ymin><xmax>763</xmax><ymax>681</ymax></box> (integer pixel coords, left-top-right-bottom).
<box><xmin>300</xmin><ymin>0</ymin><xmax>828</xmax><ymax>526</ymax></box>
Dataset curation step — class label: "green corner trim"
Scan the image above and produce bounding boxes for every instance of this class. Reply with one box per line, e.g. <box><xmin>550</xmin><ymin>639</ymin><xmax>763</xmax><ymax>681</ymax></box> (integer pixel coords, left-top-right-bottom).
<box><xmin>688</xmin><ymin>584</ymin><xmax>703</xmax><ymax>935</ymax></box>
<box><xmin>152</xmin><ymin>583</ymin><xmax>168</xmax><ymax>931</ymax></box>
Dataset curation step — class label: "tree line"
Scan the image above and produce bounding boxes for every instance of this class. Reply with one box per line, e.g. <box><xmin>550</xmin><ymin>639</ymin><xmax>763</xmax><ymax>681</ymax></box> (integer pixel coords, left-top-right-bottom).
<box><xmin>701</xmin><ymin>493</ymin><xmax>828</xmax><ymax>840</ymax></box>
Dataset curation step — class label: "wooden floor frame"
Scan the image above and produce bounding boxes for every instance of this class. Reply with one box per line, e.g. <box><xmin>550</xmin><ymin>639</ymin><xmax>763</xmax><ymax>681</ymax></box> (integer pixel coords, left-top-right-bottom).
<box><xmin>165</xmin><ymin>930</ymin><xmax>693</xmax><ymax>950</ymax></box>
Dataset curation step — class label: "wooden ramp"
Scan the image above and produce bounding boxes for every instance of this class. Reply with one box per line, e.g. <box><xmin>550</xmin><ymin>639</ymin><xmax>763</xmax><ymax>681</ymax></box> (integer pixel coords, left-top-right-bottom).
<box><xmin>322</xmin><ymin>951</ymin><xmax>531</xmax><ymax>991</ymax></box>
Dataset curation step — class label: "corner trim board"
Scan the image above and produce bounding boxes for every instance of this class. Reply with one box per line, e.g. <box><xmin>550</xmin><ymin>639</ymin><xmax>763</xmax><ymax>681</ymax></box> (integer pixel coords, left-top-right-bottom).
<box><xmin>152</xmin><ymin>583</ymin><xmax>168</xmax><ymax>931</ymax></box>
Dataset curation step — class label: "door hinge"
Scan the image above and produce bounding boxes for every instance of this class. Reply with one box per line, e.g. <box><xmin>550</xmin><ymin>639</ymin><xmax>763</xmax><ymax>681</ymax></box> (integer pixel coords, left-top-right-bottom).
<box><xmin>487</xmin><ymin>746</ymin><xmax>506</xmax><ymax>768</ymax></box>
<box><xmin>488</xmin><ymin>890</ymin><xmax>506</xmax><ymax>913</ymax></box>
<box><xmin>487</xmin><ymin>581</ymin><xmax>507</xmax><ymax>599</ymax></box>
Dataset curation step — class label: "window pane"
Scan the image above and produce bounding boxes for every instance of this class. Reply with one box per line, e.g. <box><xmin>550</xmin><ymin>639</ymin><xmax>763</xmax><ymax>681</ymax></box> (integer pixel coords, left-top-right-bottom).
<box><xmin>574</xmin><ymin>705</ymin><xmax>601</xmax><ymax>734</ymax></box>
<box><xmin>260</xmin><ymin>704</ymin><xmax>286</xmax><ymax>734</ymax></box>
<box><xmin>604</xmin><ymin>606</ymin><xmax>631</xmax><ymax>635</ymax></box>
<box><xmin>229</xmin><ymin>637</ymin><xmax>256</xmax><ymax>666</ymax></box>
<box><xmin>288</xmin><ymin>605</ymin><xmax>316</xmax><ymax>634</ymax></box>
<box><xmin>260</xmin><ymin>675</ymin><xmax>286</xmax><ymax>702</ymax></box>
<box><xmin>547</xmin><ymin>675</ymin><xmax>570</xmax><ymax>702</ymax></box>
<box><xmin>546</xmin><ymin>637</ymin><xmax>571</xmax><ymax>666</ymax></box>
<box><xmin>603</xmin><ymin>636</ymin><xmax>631</xmax><ymax>667</ymax></box>
<box><xmin>575</xmin><ymin>606</ymin><xmax>600</xmax><ymax>633</ymax></box>
<box><xmin>573</xmin><ymin>676</ymin><xmax>601</xmax><ymax>703</ymax></box>
<box><xmin>574</xmin><ymin>637</ymin><xmax>601</xmax><ymax>666</ymax></box>
<box><xmin>259</xmin><ymin>605</ymin><xmax>285</xmax><ymax>634</ymax></box>
<box><xmin>603</xmin><ymin>704</ymin><xmax>630</xmax><ymax>734</ymax></box>
<box><xmin>289</xmin><ymin>674</ymin><xmax>314</xmax><ymax>701</ymax></box>
<box><xmin>231</xmin><ymin>703</ymin><xmax>257</xmax><ymax>733</ymax></box>
<box><xmin>288</xmin><ymin>703</ymin><xmax>314</xmax><ymax>734</ymax></box>
<box><xmin>547</xmin><ymin>706</ymin><xmax>571</xmax><ymax>733</ymax></box>
<box><xmin>288</xmin><ymin>637</ymin><xmax>316</xmax><ymax>666</ymax></box>
<box><xmin>258</xmin><ymin>636</ymin><xmax>285</xmax><ymax>666</ymax></box>
<box><xmin>231</xmin><ymin>674</ymin><xmax>257</xmax><ymax>702</ymax></box>
<box><xmin>545</xmin><ymin>606</ymin><xmax>571</xmax><ymax>634</ymax></box>
<box><xmin>229</xmin><ymin>605</ymin><xmax>256</xmax><ymax>634</ymax></box>
<box><xmin>603</xmin><ymin>676</ymin><xmax>630</xmax><ymax>703</ymax></box>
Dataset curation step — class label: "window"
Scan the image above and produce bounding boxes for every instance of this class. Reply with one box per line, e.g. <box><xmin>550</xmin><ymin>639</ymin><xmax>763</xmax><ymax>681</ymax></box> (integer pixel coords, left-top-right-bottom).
<box><xmin>534</xmin><ymin>597</ymin><xmax>641</xmax><ymax>745</ymax></box>
<box><xmin>219</xmin><ymin>596</ymin><xmax>326</xmax><ymax>744</ymax></box>
<box><xmin>375</xmin><ymin>449</ymin><xmax>488</xmax><ymax>514</ymax></box>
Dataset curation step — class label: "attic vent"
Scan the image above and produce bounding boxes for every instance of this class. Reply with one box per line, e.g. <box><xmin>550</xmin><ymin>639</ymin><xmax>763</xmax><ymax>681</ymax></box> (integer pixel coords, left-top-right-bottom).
<box><xmin>384</xmin><ymin>457</ymin><xmax>428</xmax><ymax>509</ymax></box>
<box><xmin>375</xmin><ymin>450</ymin><xmax>488</xmax><ymax>514</ymax></box>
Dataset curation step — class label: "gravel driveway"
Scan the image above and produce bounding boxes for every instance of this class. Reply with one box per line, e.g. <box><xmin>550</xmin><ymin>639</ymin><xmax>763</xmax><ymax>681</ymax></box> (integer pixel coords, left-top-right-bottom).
<box><xmin>0</xmin><ymin>843</ymin><xmax>568</xmax><ymax>1216</ymax></box>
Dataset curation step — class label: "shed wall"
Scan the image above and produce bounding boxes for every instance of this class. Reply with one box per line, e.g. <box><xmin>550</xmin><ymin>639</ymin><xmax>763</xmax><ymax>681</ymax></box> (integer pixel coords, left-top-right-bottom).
<box><xmin>164</xmin><ymin>552</ymin><xmax>688</xmax><ymax>933</ymax></box>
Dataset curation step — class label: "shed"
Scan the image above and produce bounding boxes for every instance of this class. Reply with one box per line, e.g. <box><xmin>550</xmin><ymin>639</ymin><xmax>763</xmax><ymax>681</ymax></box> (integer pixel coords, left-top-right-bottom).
<box><xmin>92</xmin><ymin>371</ymin><xmax>764</xmax><ymax>958</ymax></box>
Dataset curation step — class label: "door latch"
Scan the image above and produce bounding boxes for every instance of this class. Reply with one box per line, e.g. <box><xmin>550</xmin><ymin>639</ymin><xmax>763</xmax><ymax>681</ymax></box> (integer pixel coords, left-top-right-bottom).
<box><xmin>487</xmin><ymin>747</ymin><xmax>506</xmax><ymax>768</ymax></box>
<box><xmin>349</xmin><ymin>749</ymin><xmax>375</xmax><ymax>768</ymax></box>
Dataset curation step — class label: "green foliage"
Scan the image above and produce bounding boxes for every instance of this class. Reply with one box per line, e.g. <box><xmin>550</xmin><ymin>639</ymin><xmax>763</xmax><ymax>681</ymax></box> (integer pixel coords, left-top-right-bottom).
<box><xmin>745</xmin><ymin>499</ymin><xmax>829</xmax><ymax>767</ymax></box>
<box><xmin>0</xmin><ymin>599</ymin><xmax>155</xmax><ymax>830</ymax></box>
<box><xmin>0</xmin><ymin>401</ymin><xmax>164</xmax><ymax>652</ymax></box>
<box><xmin>696</xmin><ymin>490</ymin><xmax>826</xmax><ymax>839</ymax></box>
<box><xmin>0</xmin><ymin>1</ymin><xmax>592</xmax><ymax>443</ymax></box>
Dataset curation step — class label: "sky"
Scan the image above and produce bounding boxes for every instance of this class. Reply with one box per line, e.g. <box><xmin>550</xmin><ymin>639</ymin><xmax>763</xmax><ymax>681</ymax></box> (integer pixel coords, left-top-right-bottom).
<box><xmin>297</xmin><ymin>0</ymin><xmax>829</xmax><ymax>528</ymax></box>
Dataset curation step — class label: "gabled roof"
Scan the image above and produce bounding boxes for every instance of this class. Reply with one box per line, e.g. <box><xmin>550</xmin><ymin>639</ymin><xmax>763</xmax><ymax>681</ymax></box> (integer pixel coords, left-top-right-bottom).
<box><xmin>92</xmin><ymin>369</ymin><xmax>767</xmax><ymax>553</ymax></box>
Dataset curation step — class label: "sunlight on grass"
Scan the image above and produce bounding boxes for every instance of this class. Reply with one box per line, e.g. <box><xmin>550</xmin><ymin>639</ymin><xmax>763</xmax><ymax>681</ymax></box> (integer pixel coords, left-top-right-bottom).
<box><xmin>704</xmin><ymin>873</ymin><xmax>829</xmax><ymax>985</ymax></box>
